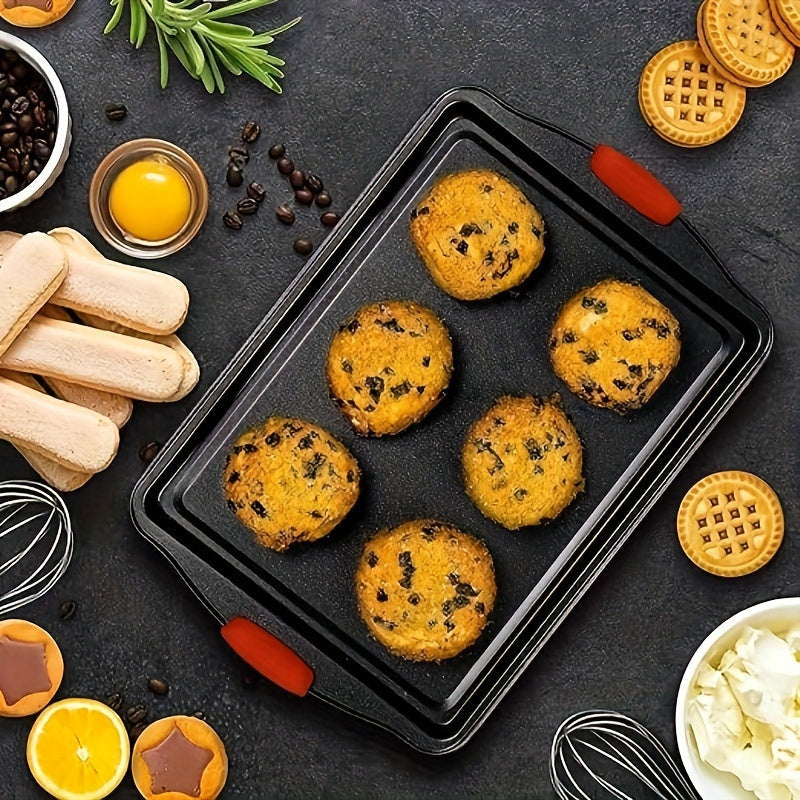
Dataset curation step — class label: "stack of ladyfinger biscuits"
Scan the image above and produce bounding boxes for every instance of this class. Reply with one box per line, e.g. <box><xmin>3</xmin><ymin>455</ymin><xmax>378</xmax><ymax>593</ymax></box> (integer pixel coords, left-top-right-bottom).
<box><xmin>0</xmin><ymin>228</ymin><xmax>199</xmax><ymax>492</ymax></box>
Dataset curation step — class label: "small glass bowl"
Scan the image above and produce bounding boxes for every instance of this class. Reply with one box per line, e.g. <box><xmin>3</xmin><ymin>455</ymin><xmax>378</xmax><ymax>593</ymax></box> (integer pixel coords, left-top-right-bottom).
<box><xmin>89</xmin><ymin>138</ymin><xmax>208</xmax><ymax>259</ymax></box>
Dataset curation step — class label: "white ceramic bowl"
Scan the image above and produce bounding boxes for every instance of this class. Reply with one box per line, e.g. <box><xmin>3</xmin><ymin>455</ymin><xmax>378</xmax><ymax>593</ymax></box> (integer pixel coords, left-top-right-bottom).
<box><xmin>676</xmin><ymin>597</ymin><xmax>800</xmax><ymax>800</ymax></box>
<box><xmin>0</xmin><ymin>31</ymin><xmax>71</xmax><ymax>213</ymax></box>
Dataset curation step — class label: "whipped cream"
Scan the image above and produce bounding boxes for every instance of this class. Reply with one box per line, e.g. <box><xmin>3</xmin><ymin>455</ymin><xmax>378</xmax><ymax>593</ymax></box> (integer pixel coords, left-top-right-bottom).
<box><xmin>688</xmin><ymin>625</ymin><xmax>800</xmax><ymax>800</ymax></box>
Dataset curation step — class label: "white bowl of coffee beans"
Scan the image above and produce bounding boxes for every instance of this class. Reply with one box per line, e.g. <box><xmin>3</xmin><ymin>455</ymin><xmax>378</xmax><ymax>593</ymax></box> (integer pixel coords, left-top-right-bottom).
<box><xmin>0</xmin><ymin>31</ymin><xmax>71</xmax><ymax>213</ymax></box>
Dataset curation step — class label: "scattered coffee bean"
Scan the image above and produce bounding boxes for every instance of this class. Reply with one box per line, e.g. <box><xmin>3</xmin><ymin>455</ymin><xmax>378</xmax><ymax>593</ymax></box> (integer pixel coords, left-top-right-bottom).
<box><xmin>104</xmin><ymin>102</ymin><xmax>127</xmax><ymax>122</ymax></box>
<box><xmin>289</xmin><ymin>168</ymin><xmax>305</xmax><ymax>189</ymax></box>
<box><xmin>315</xmin><ymin>190</ymin><xmax>332</xmax><ymax>208</ymax></box>
<box><xmin>268</xmin><ymin>143</ymin><xmax>285</xmax><ymax>159</ymax></box>
<box><xmin>129</xmin><ymin>722</ymin><xmax>148</xmax><ymax>740</ymax></box>
<box><xmin>226</xmin><ymin>163</ymin><xmax>243</xmax><ymax>187</ymax></box>
<box><xmin>241</xmin><ymin>121</ymin><xmax>261</xmax><ymax>143</ymax></box>
<box><xmin>305</xmin><ymin>173</ymin><xmax>323</xmax><ymax>194</ymax></box>
<box><xmin>58</xmin><ymin>600</ymin><xmax>77</xmax><ymax>621</ymax></box>
<box><xmin>246</xmin><ymin>181</ymin><xmax>266</xmax><ymax>203</ymax></box>
<box><xmin>276</xmin><ymin>156</ymin><xmax>294</xmax><ymax>175</ymax></box>
<box><xmin>228</xmin><ymin>145</ymin><xmax>249</xmax><ymax>166</ymax></box>
<box><xmin>236</xmin><ymin>197</ymin><xmax>259</xmax><ymax>216</ymax></box>
<box><xmin>125</xmin><ymin>703</ymin><xmax>148</xmax><ymax>724</ymax></box>
<box><xmin>105</xmin><ymin>692</ymin><xmax>124</xmax><ymax>712</ymax></box>
<box><xmin>138</xmin><ymin>441</ymin><xmax>161</xmax><ymax>464</ymax></box>
<box><xmin>276</xmin><ymin>203</ymin><xmax>295</xmax><ymax>225</ymax></box>
<box><xmin>293</xmin><ymin>236</ymin><xmax>313</xmax><ymax>255</ymax></box>
<box><xmin>147</xmin><ymin>678</ymin><xmax>169</xmax><ymax>696</ymax></box>
<box><xmin>295</xmin><ymin>188</ymin><xmax>313</xmax><ymax>205</ymax></box>
<box><xmin>223</xmin><ymin>210</ymin><xmax>243</xmax><ymax>230</ymax></box>
<box><xmin>321</xmin><ymin>211</ymin><xmax>340</xmax><ymax>227</ymax></box>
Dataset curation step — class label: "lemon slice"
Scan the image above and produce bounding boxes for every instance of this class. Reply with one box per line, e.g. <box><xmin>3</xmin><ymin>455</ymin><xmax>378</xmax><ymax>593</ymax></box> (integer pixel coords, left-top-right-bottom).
<box><xmin>27</xmin><ymin>698</ymin><xmax>130</xmax><ymax>800</ymax></box>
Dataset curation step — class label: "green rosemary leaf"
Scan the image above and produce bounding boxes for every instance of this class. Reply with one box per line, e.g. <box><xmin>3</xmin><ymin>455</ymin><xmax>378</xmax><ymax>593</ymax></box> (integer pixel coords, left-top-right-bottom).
<box><xmin>176</xmin><ymin>29</ymin><xmax>205</xmax><ymax>75</ymax></box>
<box><xmin>208</xmin><ymin>39</ymin><xmax>243</xmax><ymax>75</ymax></box>
<box><xmin>155</xmin><ymin>24</ymin><xmax>170</xmax><ymax>87</ymax></box>
<box><xmin>104</xmin><ymin>0</ymin><xmax>126</xmax><ymax>34</ymax></box>
<box><xmin>205</xmin><ymin>0</ymin><xmax>279</xmax><ymax>20</ymax></box>
<box><xmin>151</xmin><ymin>0</ymin><xmax>164</xmax><ymax>17</ymax></box>
<box><xmin>197</xmin><ymin>35</ymin><xmax>225</xmax><ymax>92</ymax></box>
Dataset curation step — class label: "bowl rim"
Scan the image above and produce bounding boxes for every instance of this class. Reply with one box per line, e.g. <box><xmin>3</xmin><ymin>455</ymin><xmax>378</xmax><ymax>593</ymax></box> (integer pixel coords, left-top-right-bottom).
<box><xmin>0</xmin><ymin>31</ymin><xmax>70</xmax><ymax>214</ymax></box>
<box><xmin>675</xmin><ymin>596</ymin><xmax>800</xmax><ymax>798</ymax></box>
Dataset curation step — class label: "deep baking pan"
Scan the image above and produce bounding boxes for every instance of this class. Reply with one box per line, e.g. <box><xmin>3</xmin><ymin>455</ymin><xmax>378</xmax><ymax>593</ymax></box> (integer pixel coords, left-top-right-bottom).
<box><xmin>130</xmin><ymin>87</ymin><xmax>772</xmax><ymax>754</ymax></box>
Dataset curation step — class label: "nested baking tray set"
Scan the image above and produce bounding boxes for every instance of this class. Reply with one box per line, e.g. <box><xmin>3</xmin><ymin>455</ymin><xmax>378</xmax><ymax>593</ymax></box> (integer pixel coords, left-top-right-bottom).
<box><xmin>131</xmin><ymin>87</ymin><xmax>772</xmax><ymax>754</ymax></box>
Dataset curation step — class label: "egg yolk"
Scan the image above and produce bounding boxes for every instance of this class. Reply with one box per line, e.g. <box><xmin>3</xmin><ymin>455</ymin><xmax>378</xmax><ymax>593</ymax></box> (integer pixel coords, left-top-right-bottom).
<box><xmin>109</xmin><ymin>159</ymin><xmax>192</xmax><ymax>242</ymax></box>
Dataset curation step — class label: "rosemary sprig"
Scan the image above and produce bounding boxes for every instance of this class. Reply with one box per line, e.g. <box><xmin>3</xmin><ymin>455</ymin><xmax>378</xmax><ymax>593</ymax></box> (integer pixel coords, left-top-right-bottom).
<box><xmin>104</xmin><ymin>0</ymin><xmax>300</xmax><ymax>94</ymax></box>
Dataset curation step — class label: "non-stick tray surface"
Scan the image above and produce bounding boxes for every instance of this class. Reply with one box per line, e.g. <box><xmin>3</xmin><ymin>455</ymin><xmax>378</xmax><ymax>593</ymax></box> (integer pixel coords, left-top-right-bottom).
<box><xmin>131</xmin><ymin>87</ymin><xmax>772</xmax><ymax>754</ymax></box>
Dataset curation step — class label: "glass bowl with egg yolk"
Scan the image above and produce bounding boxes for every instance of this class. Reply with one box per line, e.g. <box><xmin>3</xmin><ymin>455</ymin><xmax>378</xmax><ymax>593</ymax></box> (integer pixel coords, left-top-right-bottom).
<box><xmin>90</xmin><ymin>139</ymin><xmax>208</xmax><ymax>259</ymax></box>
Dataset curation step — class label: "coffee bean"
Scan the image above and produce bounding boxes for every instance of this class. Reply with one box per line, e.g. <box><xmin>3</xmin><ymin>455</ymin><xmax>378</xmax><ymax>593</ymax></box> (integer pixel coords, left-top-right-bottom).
<box><xmin>226</xmin><ymin>163</ymin><xmax>243</xmax><ymax>187</ymax></box>
<box><xmin>293</xmin><ymin>236</ymin><xmax>313</xmax><ymax>255</ymax></box>
<box><xmin>147</xmin><ymin>678</ymin><xmax>169</xmax><ymax>696</ymax></box>
<box><xmin>241</xmin><ymin>121</ymin><xmax>261</xmax><ymax>143</ymax></box>
<box><xmin>138</xmin><ymin>441</ymin><xmax>161</xmax><ymax>464</ymax></box>
<box><xmin>246</xmin><ymin>181</ymin><xmax>266</xmax><ymax>203</ymax></box>
<box><xmin>125</xmin><ymin>704</ymin><xmax>148</xmax><ymax>724</ymax></box>
<box><xmin>6</xmin><ymin>152</ymin><xmax>19</xmax><ymax>173</ymax></box>
<box><xmin>321</xmin><ymin>212</ymin><xmax>340</xmax><ymax>227</ymax></box>
<box><xmin>268</xmin><ymin>143</ymin><xmax>285</xmax><ymax>159</ymax></box>
<box><xmin>0</xmin><ymin>120</ymin><xmax>14</xmax><ymax>133</ymax></box>
<box><xmin>276</xmin><ymin>156</ymin><xmax>294</xmax><ymax>175</ymax></box>
<box><xmin>315</xmin><ymin>190</ymin><xmax>332</xmax><ymax>208</ymax></box>
<box><xmin>5</xmin><ymin>86</ymin><xmax>18</xmax><ymax>100</ymax></box>
<box><xmin>305</xmin><ymin>173</ymin><xmax>323</xmax><ymax>193</ymax></box>
<box><xmin>223</xmin><ymin>210</ymin><xmax>243</xmax><ymax>230</ymax></box>
<box><xmin>25</xmin><ymin>170</ymin><xmax>38</xmax><ymax>185</ymax></box>
<box><xmin>295</xmin><ymin>188</ymin><xmax>313</xmax><ymax>205</ymax></box>
<box><xmin>192</xmin><ymin>710</ymin><xmax>206</xmax><ymax>721</ymax></box>
<box><xmin>0</xmin><ymin>131</ymin><xmax>17</xmax><ymax>148</ymax></box>
<box><xmin>104</xmin><ymin>102</ymin><xmax>127</xmax><ymax>122</ymax></box>
<box><xmin>33</xmin><ymin>104</ymin><xmax>45</xmax><ymax>126</ymax></box>
<box><xmin>129</xmin><ymin>721</ymin><xmax>148</xmax><ymax>741</ymax></box>
<box><xmin>17</xmin><ymin>113</ymin><xmax>32</xmax><ymax>133</ymax></box>
<box><xmin>105</xmin><ymin>692</ymin><xmax>124</xmax><ymax>712</ymax></box>
<box><xmin>10</xmin><ymin>95</ymin><xmax>28</xmax><ymax>115</ymax></box>
<box><xmin>228</xmin><ymin>145</ymin><xmax>249</xmax><ymax>166</ymax></box>
<box><xmin>58</xmin><ymin>600</ymin><xmax>77</xmax><ymax>621</ymax></box>
<box><xmin>26</xmin><ymin>89</ymin><xmax>39</xmax><ymax>105</ymax></box>
<box><xmin>12</xmin><ymin>63</ymin><xmax>27</xmax><ymax>81</ymax></box>
<box><xmin>32</xmin><ymin>140</ymin><xmax>49</xmax><ymax>161</ymax></box>
<box><xmin>236</xmin><ymin>197</ymin><xmax>258</xmax><ymax>216</ymax></box>
<box><xmin>4</xmin><ymin>174</ymin><xmax>18</xmax><ymax>194</ymax></box>
<box><xmin>289</xmin><ymin>168</ymin><xmax>305</xmax><ymax>189</ymax></box>
<box><xmin>276</xmin><ymin>203</ymin><xmax>295</xmax><ymax>225</ymax></box>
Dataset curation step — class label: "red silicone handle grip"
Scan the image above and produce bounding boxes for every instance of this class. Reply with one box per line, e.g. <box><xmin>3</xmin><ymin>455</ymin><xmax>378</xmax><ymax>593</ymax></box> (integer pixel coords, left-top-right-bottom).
<box><xmin>590</xmin><ymin>144</ymin><xmax>682</xmax><ymax>226</ymax></box>
<box><xmin>221</xmin><ymin>617</ymin><xmax>314</xmax><ymax>697</ymax></box>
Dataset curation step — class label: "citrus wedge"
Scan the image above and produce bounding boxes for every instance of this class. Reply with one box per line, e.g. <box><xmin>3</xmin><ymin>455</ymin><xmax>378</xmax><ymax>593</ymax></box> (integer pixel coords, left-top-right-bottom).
<box><xmin>27</xmin><ymin>698</ymin><xmax>130</xmax><ymax>800</ymax></box>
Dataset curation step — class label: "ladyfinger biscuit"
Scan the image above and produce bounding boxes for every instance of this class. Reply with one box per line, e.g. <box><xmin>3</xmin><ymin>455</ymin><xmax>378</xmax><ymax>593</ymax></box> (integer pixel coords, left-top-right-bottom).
<box><xmin>0</xmin><ymin>371</ymin><xmax>93</xmax><ymax>491</ymax></box>
<box><xmin>0</xmin><ymin>232</ymin><xmax>67</xmax><ymax>357</ymax></box>
<box><xmin>0</xmin><ymin>376</ymin><xmax>119</xmax><ymax>473</ymax></box>
<box><xmin>38</xmin><ymin>305</ymin><xmax>134</xmax><ymax>427</ymax></box>
<box><xmin>0</xmin><ymin>230</ymin><xmax>21</xmax><ymax>259</ymax></box>
<box><xmin>47</xmin><ymin>228</ymin><xmax>190</xmax><ymax>336</ymax></box>
<box><xmin>0</xmin><ymin>317</ymin><xmax>184</xmax><ymax>402</ymax></box>
<box><xmin>76</xmin><ymin>310</ymin><xmax>199</xmax><ymax>402</ymax></box>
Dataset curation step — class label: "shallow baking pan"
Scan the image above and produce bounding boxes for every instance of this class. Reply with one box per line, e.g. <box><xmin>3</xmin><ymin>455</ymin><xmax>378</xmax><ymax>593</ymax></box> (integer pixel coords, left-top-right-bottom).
<box><xmin>131</xmin><ymin>87</ymin><xmax>772</xmax><ymax>754</ymax></box>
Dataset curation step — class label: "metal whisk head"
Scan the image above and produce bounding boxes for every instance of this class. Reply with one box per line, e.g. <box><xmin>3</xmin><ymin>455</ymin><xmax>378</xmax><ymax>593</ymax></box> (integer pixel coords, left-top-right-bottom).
<box><xmin>0</xmin><ymin>480</ymin><xmax>73</xmax><ymax>616</ymax></box>
<box><xmin>550</xmin><ymin>710</ymin><xmax>701</xmax><ymax>800</ymax></box>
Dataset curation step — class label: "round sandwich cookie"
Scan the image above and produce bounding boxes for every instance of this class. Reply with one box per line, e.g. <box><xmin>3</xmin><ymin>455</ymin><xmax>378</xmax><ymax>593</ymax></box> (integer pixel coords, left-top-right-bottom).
<box><xmin>410</xmin><ymin>169</ymin><xmax>545</xmax><ymax>300</ymax></box>
<box><xmin>0</xmin><ymin>0</ymin><xmax>76</xmax><ymax>27</ymax></box>
<box><xmin>223</xmin><ymin>417</ymin><xmax>360</xmax><ymax>552</ymax></box>
<box><xmin>677</xmin><ymin>471</ymin><xmax>784</xmax><ymax>577</ymax></box>
<box><xmin>550</xmin><ymin>278</ymin><xmax>681</xmax><ymax>413</ymax></box>
<box><xmin>131</xmin><ymin>715</ymin><xmax>228</xmax><ymax>800</ymax></box>
<box><xmin>327</xmin><ymin>300</ymin><xmax>454</xmax><ymax>436</ymax></box>
<box><xmin>356</xmin><ymin>520</ymin><xmax>496</xmax><ymax>661</ymax></box>
<box><xmin>0</xmin><ymin>619</ymin><xmax>63</xmax><ymax>717</ymax></box>
<box><xmin>768</xmin><ymin>0</ymin><xmax>800</xmax><ymax>45</ymax></box>
<box><xmin>698</xmin><ymin>0</ymin><xmax>795</xmax><ymax>86</ymax></box>
<box><xmin>638</xmin><ymin>40</ymin><xmax>746</xmax><ymax>147</ymax></box>
<box><xmin>462</xmin><ymin>395</ymin><xmax>584</xmax><ymax>530</ymax></box>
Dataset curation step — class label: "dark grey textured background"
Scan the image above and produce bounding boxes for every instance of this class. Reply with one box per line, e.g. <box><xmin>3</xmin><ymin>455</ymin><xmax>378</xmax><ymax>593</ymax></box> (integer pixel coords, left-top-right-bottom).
<box><xmin>0</xmin><ymin>1</ymin><xmax>797</xmax><ymax>798</ymax></box>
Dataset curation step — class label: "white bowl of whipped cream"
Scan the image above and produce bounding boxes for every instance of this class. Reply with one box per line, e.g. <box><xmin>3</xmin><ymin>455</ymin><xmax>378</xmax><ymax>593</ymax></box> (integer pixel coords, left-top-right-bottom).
<box><xmin>677</xmin><ymin>598</ymin><xmax>800</xmax><ymax>800</ymax></box>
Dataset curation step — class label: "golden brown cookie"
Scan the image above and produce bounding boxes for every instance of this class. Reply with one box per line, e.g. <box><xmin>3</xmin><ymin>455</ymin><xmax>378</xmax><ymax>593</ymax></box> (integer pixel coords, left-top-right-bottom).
<box><xmin>410</xmin><ymin>169</ymin><xmax>545</xmax><ymax>300</ymax></box>
<box><xmin>698</xmin><ymin>0</ymin><xmax>795</xmax><ymax>86</ymax></box>
<box><xmin>327</xmin><ymin>300</ymin><xmax>453</xmax><ymax>436</ymax></box>
<box><xmin>462</xmin><ymin>396</ymin><xmax>584</xmax><ymax>529</ymax></box>
<box><xmin>769</xmin><ymin>0</ymin><xmax>800</xmax><ymax>45</ymax></box>
<box><xmin>677</xmin><ymin>471</ymin><xmax>784</xmax><ymax>577</ymax></box>
<box><xmin>0</xmin><ymin>619</ymin><xmax>63</xmax><ymax>717</ymax></box>
<box><xmin>550</xmin><ymin>279</ymin><xmax>681</xmax><ymax>413</ymax></box>
<box><xmin>0</xmin><ymin>0</ymin><xmax>76</xmax><ymax>27</ymax></box>
<box><xmin>223</xmin><ymin>417</ymin><xmax>360</xmax><ymax>552</ymax></box>
<box><xmin>638</xmin><ymin>40</ymin><xmax>747</xmax><ymax>146</ymax></box>
<box><xmin>355</xmin><ymin>520</ymin><xmax>496</xmax><ymax>661</ymax></box>
<box><xmin>131</xmin><ymin>715</ymin><xmax>228</xmax><ymax>800</ymax></box>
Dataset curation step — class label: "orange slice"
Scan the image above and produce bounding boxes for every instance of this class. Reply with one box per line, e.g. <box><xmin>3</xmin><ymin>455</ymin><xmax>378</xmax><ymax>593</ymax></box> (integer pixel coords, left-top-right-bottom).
<box><xmin>27</xmin><ymin>698</ymin><xmax>130</xmax><ymax>800</ymax></box>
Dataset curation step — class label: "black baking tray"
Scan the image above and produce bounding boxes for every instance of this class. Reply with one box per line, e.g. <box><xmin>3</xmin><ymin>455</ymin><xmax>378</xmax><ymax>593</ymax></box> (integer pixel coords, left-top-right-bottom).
<box><xmin>131</xmin><ymin>87</ymin><xmax>772</xmax><ymax>754</ymax></box>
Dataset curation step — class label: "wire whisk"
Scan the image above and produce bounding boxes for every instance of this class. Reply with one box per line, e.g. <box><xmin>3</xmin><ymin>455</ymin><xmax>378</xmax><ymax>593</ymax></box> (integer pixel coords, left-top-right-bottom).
<box><xmin>0</xmin><ymin>480</ymin><xmax>73</xmax><ymax>616</ymax></box>
<box><xmin>550</xmin><ymin>710</ymin><xmax>702</xmax><ymax>800</ymax></box>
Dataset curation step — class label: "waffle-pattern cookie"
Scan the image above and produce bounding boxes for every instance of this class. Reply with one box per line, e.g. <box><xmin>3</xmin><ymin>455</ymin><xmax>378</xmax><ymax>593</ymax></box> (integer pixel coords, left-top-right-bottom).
<box><xmin>462</xmin><ymin>396</ymin><xmax>584</xmax><ymax>529</ymax></box>
<box><xmin>223</xmin><ymin>417</ymin><xmax>360</xmax><ymax>552</ymax></box>
<box><xmin>769</xmin><ymin>0</ymin><xmax>800</xmax><ymax>45</ymax></box>
<box><xmin>677</xmin><ymin>471</ymin><xmax>784</xmax><ymax>577</ymax></box>
<box><xmin>698</xmin><ymin>0</ymin><xmax>795</xmax><ymax>86</ymax></box>
<box><xmin>639</xmin><ymin>40</ymin><xmax>747</xmax><ymax>147</ymax></box>
<box><xmin>355</xmin><ymin>520</ymin><xmax>496</xmax><ymax>661</ymax></box>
